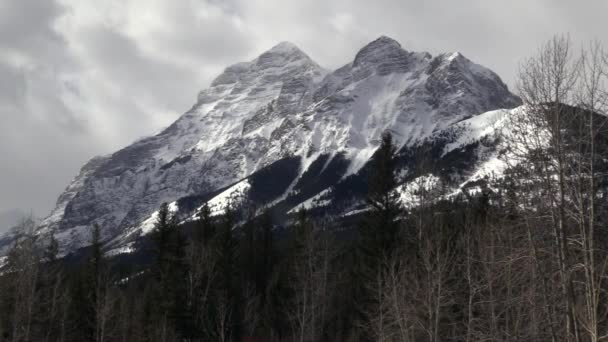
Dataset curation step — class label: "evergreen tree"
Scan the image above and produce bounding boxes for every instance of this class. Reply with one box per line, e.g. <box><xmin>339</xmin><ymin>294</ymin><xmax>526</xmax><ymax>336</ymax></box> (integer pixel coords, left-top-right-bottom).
<box><xmin>188</xmin><ymin>201</ymin><xmax>217</xmax><ymax>339</ymax></box>
<box><xmin>44</xmin><ymin>232</ymin><xmax>60</xmax><ymax>264</ymax></box>
<box><xmin>149</xmin><ymin>202</ymin><xmax>188</xmax><ymax>340</ymax></box>
<box><xmin>194</xmin><ymin>201</ymin><xmax>215</xmax><ymax>245</ymax></box>
<box><xmin>285</xmin><ymin>209</ymin><xmax>333</xmax><ymax>342</ymax></box>
<box><xmin>198</xmin><ymin>204</ymin><xmax>240</xmax><ymax>341</ymax></box>
<box><xmin>256</xmin><ymin>210</ymin><xmax>284</xmax><ymax>337</ymax></box>
<box><xmin>37</xmin><ymin>232</ymin><xmax>66</xmax><ymax>342</ymax></box>
<box><xmin>89</xmin><ymin>224</ymin><xmax>103</xmax><ymax>290</ymax></box>
<box><xmin>352</xmin><ymin>131</ymin><xmax>403</xmax><ymax>340</ymax></box>
<box><xmin>258</xmin><ymin>210</ymin><xmax>275</xmax><ymax>302</ymax></box>
<box><xmin>69</xmin><ymin>224</ymin><xmax>105</xmax><ymax>341</ymax></box>
<box><xmin>239</xmin><ymin>209</ymin><xmax>258</xmax><ymax>294</ymax></box>
<box><xmin>361</xmin><ymin>131</ymin><xmax>402</xmax><ymax>262</ymax></box>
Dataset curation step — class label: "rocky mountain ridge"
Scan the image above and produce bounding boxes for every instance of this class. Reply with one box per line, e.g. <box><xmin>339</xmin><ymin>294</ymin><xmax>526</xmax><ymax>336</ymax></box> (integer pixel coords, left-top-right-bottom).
<box><xmin>3</xmin><ymin>36</ymin><xmax>521</xmax><ymax>255</ymax></box>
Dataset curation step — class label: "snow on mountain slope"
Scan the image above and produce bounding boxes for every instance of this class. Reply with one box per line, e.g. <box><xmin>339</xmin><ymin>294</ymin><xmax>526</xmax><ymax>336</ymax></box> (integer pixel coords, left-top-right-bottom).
<box><xmin>287</xmin><ymin>107</ymin><xmax>519</xmax><ymax>214</ymax></box>
<box><xmin>29</xmin><ymin>36</ymin><xmax>520</xmax><ymax>254</ymax></box>
<box><xmin>396</xmin><ymin>108</ymin><xmax>515</xmax><ymax>207</ymax></box>
<box><xmin>397</xmin><ymin>174</ymin><xmax>442</xmax><ymax>208</ymax></box>
<box><xmin>37</xmin><ymin>41</ymin><xmax>326</xmax><ymax>252</ymax></box>
<box><xmin>272</xmin><ymin>37</ymin><xmax>519</xmax><ymax>176</ymax></box>
<box><xmin>205</xmin><ymin>179</ymin><xmax>250</xmax><ymax>216</ymax></box>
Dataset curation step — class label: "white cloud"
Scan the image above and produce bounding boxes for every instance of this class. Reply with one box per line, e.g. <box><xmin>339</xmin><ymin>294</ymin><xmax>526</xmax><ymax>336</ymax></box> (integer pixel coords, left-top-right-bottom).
<box><xmin>329</xmin><ymin>13</ymin><xmax>355</xmax><ymax>34</ymax></box>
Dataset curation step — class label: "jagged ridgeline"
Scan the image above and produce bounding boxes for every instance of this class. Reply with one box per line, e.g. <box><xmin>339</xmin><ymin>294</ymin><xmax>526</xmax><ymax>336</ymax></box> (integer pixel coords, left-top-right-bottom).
<box><xmin>15</xmin><ymin>36</ymin><xmax>520</xmax><ymax>255</ymax></box>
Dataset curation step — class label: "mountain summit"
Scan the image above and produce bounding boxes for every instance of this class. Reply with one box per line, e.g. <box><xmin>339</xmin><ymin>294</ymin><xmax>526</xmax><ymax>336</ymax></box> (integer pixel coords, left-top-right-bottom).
<box><xmin>264</xmin><ymin>41</ymin><xmax>309</xmax><ymax>56</ymax></box>
<box><xmin>8</xmin><ymin>37</ymin><xmax>521</xmax><ymax>255</ymax></box>
<box><xmin>353</xmin><ymin>35</ymin><xmax>410</xmax><ymax>69</ymax></box>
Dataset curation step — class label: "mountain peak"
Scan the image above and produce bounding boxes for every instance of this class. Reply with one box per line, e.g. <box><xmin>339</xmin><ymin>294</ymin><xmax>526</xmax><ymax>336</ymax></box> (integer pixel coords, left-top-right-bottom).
<box><xmin>209</xmin><ymin>41</ymin><xmax>319</xmax><ymax>88</ymax></box>
<box><xmin>253</xmin><ymin>40</ymin><xmax>317</xmax><ymax>70</ymax></box>
<box><xmin>268</xmin><ymin>41</ymin><xmax>302</xmax><ymax>54</ymax></box>
<box><xmin>258</xmin><ymin>41</ymin><xmax>310</xmax><ymax>61</ymax></box>
<box><xmin>370</xmin><ymin>35</ymin><xmax>402</xmax><ymax>48</ymax></box>
<box><xmin>444</xmin><ymin>52</ymin><xmax>475</xmax><ymax>67</ymax></box>
<box><xmin>447</xmin><ymin>51</ymin><xmax>463</xmax><ymax>61</ymax></box>
<box><xmin>358</xmin><ymin>36</ymin><xmax>402</xmax><ymax>53</ymax></box>
<box><xmin>430</xmin><ymin>51</ymin><xmax>485</xmax><ymax>75</ymax></box>
<box><xmin>352</xmin><ymin>36</ymin><xmax>411</xmax><ymax>73</ymax></box>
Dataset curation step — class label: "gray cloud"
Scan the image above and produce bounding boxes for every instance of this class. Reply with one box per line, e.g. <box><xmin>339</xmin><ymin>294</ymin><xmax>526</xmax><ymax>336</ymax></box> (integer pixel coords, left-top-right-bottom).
<box><xmin>0</xmin><ymin>208</ymin><xmax>28</xmax><ymax>234</ymax></box>
<box><xmin>0</xmin><ymin>63</ymin><xmax>26</xmax><ymax>106</ymax></box>
<box><xmin>0</xmin><ymin>0</ymin><xmax>607</xmax><ymax>218</ymax></box>
<box><xmin>0</xmin><ymin>0</ymin><xmax>65</xmax><ymax>54</ymax></box>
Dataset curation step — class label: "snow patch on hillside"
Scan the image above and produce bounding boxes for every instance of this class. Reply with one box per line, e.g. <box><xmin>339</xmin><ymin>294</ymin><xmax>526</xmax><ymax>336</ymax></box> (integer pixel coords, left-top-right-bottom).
<box><xmin>288</xmin><ymin>189</ymin><xmax>332</xmax><ymax>213</ymax></box>
<box><xmin>206</xmin><ymin>179</ymin><xmax>251</xmax><ymax>216</ymax></box>
<box><xmin>443</xmin><ymin>109</ymin><xmax>507</xmax><ymax>156</ymax></box>
<box><xmin>105</xmin><ymin>242</ymin><xmax>136</xmax><ymax>257</ymax></box>
<box><xmin>397</xmin><ymin>174</ymin><xmax>442</xmax><ymax>207</ymax></box>
<box><xmin>139</xmin><ymin>202</ymin><xmax>179</xmax><ymax>235</ymax></box>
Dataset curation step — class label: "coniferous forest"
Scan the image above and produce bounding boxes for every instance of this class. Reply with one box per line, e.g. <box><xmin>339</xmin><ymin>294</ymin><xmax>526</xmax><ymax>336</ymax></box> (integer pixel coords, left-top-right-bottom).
<box><xmin>2</xmin><ymin>37</ymin><xmax>608</xmax><ymax>342</ymax></box>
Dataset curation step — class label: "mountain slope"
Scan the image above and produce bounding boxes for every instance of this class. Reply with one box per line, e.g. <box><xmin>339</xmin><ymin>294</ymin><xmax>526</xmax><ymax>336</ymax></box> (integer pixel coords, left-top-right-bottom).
<box><xmin>33</xmin><ymin>36</ymin><xmax>520</xmax><ymax>254</ymax></box>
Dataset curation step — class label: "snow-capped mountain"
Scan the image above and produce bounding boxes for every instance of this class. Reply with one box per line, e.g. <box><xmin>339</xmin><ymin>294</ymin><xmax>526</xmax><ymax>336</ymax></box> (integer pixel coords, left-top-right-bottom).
<box><xmin>27</xmin><ymin>36</ymin><xmax>520</xmax><ymax>254</ymax></box>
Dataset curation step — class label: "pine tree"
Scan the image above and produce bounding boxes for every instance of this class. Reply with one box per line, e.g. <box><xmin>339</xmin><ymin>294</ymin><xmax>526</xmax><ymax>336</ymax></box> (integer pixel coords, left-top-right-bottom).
<box><xmin>37</xmin><ymin>232</ymin><xmax>67</xmax><ymax>342</ymax></box>
<box><xmin>286</xmin><ymin>209</ymin><xmax>333</xmax><ymax>342</ymax></box>
<box><xmin>214</xmin><ymin>205</ymin><xmax>237</xmax><ymax>302</ymax></box>
<box><xmin>69</xmin><ymin>224</ymin><xmax>105</xmax><ymax>341</ymax></box>
<box><xmin>89</xmin><ymin>224</ymin><xmax>103</xmax><ymax>291</ymax></box>
<box><xmin>44</xmin><ymin>232</ymin><xmax>60</xmax><ymax>264</ymax></box>
<box><xmin>356</xmin><ymin>131</ymin><xmax>403</xmax><ymax>286</ymax></box>
<box><xmin>188</xmin><ymin>201</ymin><xmax>217</xmax><ymax>339</ymax></box>
<box><xmin>194</xmin><ymin>201</ymin><xmax>215</xmax><ymax>245</ymax></box>
<box><xmin>353</xmin><ymin>131</ymin><xmax>404</xmax><ymax>340</ymax></box>
<box><xmin>362</xmin><ymin>131</ymin><xmax>402</xmax><ymax>262</ymax></box>
<box><xmin>149</xmin><ymin>202</ymin><xmax>188</xmax><ymax>340</ymax></box>
<box><xmin>256</xmin><ymin>210</ymin><xmax>285</xmax><ymax>337</ymax></box>
<box><xmin>211</xmin><ymin>205</ymin><xmax>239</xmax><ymax>341</ymax></box>
<box><xmin>239</xmin><ymin>209</ymin><xmax>258</xmax><ymax>294</ymax></box>
<box><xmin>258</xmin><ymin>210</ymin><xmax>275</xmax><ymax>302</ymax></box>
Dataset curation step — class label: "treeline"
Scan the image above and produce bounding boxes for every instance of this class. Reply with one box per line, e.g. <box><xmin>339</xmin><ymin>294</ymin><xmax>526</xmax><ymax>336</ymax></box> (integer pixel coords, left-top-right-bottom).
<box><xmin>1</xmin><ymin>36</ymin><xmax>608</xmax><ymax>342</ymax></box>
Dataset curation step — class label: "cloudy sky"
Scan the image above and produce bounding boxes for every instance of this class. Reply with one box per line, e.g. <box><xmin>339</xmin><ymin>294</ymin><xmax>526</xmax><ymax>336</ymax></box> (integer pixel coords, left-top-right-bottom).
<box><xmin>0</xmin><ymin>0</ymin><xmax>607</xmax><ymax>229</ymax></box>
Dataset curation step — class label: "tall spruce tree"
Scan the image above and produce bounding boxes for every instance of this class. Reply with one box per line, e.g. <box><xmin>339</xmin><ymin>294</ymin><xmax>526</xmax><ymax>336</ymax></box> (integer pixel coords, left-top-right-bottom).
<box><xmin>149</xmin><ymin>202</ymin><xmax>188</xmax><ymax>340</ymax></box>
<box><xmin>188</xmin><ymin>201</ymin><xmax>217</xmax><ymax>339</ymax></box>
<box><xmin>194</xmin><ymin>201</ymin><xmax>215</xmax><ymax>245</ymax></box>
<box><xmin>352</xmin><ymin>131</ymin><xmax>403</xmax><ymax>340</ymax></box>
<box><xmin>37</xmin><ymin>232</ymin><xmax>66</xmax><ymax>342</ymax></box>
<box><xmin>206</xmin><ymin>204</ymin><xmax>239</xmax><ymax>340</ymax></box>
<box><xmin>70</xmin><ymin>224</ymin><xmax>105</xmax><ymax>341</ymax></box>
<box><xmin>239</xmin><ymin>209</ymin><xmax>258</xmax><ymax>295</ymax></box>
<box><xmin>256</xmin><ymin>210</ymin><xmax>286</xmax><ymax>337</ymax></box>
<box><xmin>362</xmin><ymin>131</ymin><xmax>402</xmax><ymax>262</ymax></box>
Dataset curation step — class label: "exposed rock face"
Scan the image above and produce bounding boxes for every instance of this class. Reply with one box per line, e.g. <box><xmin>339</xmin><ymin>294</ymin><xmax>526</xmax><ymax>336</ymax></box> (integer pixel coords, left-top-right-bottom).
<box><xmin>34</xmin><ymin>36</ymin><xmax>520</xmax><ymax>253</ymax></box>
